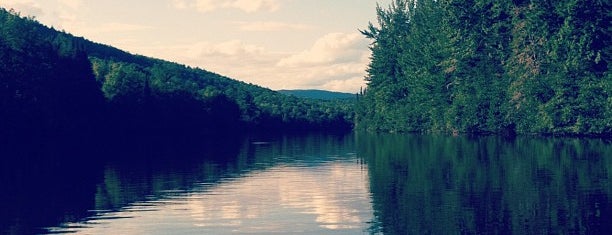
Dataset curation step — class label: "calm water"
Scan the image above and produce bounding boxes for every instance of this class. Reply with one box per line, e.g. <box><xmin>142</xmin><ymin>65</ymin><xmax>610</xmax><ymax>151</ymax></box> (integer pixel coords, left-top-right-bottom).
<box><xmin>1</xmin><ymin>133</ymin><xmax>610</xmax><ymax>234</ymax></box>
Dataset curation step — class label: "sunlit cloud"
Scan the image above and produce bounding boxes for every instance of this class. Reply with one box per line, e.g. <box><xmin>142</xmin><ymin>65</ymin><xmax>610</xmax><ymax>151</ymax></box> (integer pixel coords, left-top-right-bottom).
<box><xmin>10</xmin><ymin>0</ymin><xmax>82</xmax><ymax>33</ymax></box>
<box><xmin>128</xmin><ymin>39</ymin><xmax>281</xmax><ymax>80</ymax></box>
<box><xmin>1</xmin><ymin>0</ymin><xmax>43</xmax><ymax>17</ymax></box>
<box><xmin>129</xmin><ymin>33</ymin><xmax>369</xmax><ymax>93</ymax></box>
<box><xmin>170</xmin><ymin>0</ymin><xmax>189</xmax><ymax>9</ymax></box>
<box><xmin>168</xmin><ymin>40</ymin><xmax>266</xmax><ymax>58</ymax></box>
<box><xmin>277</xmin><ymin>32</ymin><xmax>369</xmax><ymax>67</ymax></box>
<box><xmin>172</xmin><ymin>0</ymin><xmax>281</xmax><ymax>13</ymax></box>
<box><xmin>272</xmin><ymin>32</ymin><xmax>370</xmax><ymax>92</ymax></box>
<box><xmin>234</xmin><ymin>21</ymin><xmax>314</xmax><ymax>32</ymax></box>
<box><xmin>228</xmin><ymin>0</ymin><xmax>281</xmax><ymax>13</ymax></box>
<box><xmin>204</xmin><ymin>40</ymin><xmax>265</xmax><ymax>56</ymax></box>
<box><xmin>92</xmin><ymin>22</ymin><xmax>154</xmax><ymax>33</ymax></box>
<box><xmin>57</xmin><ymin>0</ymin><xmax>82</xmax><ymax>10</ymax></box>
<box><xmin>1</xmin><ymin>0</ymin><xmax>374</xmax><ymax>93</ymax></box>
<box><xmin>320</xmin><ymin>76</ymin><xmax>365</xmax><ymax>93</ymax></box>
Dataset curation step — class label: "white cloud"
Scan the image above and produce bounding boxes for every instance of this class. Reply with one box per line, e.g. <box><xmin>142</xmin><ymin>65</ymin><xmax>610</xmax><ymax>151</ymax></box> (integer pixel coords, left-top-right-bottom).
<box><xmin>173</xmin><ymin>0</ymin><xmax>280</xmax><ymax>13</ymax></box>
<box><xmin>179</xmin><ymin>40</ymin><xmax>266</xmax><ymax>57</ymax></box>
<box><xmin>266</xmin><ymin>32</ymin><xmax>370</xmax><ymax>92</ymax></box>
<box><xmin>1</xmin><ymin>0</ymin><xmax>43</xmax><ymax>17</ymax></box>
<box><xmin>320</xmin><ymin>76</ymin><xmax>366</xmax><ymax>93</ymax></box>
<box><xmin>193</xmin><ymin>0</ymin><xmax>219</xmax><ymax>12</ymax></box>
<box><xmin>133</xmin><ymin>33</ymin><xmax>370</xmax><ymax>93</ymax></box>
<box><xmin>92</xmin><ymin>22</ymin><xmax>154</xmax><ymax>34</ymax></box>
<box><xmin>1</xmin><ymin>0</ymin><xmax>88</xmax><ymax>38</ymax></box>
<box><xmin>277</xmin><ymin>32</ymin><xmax>369</xmax><ymax>67</ymax></box>
<box><xmin>229</xmin><ymin>0</ymin><xmax>280</xmax><ymax>13</ymax></box>
<box><xmin>53</xmin><ymin>0</ymin><xmax>81</xmax><ymax>26</ymax></box>
<box><xmin>57</xmin><ymin>0</ymin><xmax>82</xmax><ymax>10</ymax></box>
<box><xmin>234</xmin><ymin>21</ymin><xmax>314</xmax><ymax>32</ymax></box>
<box><xmin>171</xmin><ymin>0</ymin><xmax>188</xmax><ymax>9</ymax></box>
<box><xmin>2</xmin><ymin>0</ymin><xmax>374</xmax><ymax>93</ymax></box>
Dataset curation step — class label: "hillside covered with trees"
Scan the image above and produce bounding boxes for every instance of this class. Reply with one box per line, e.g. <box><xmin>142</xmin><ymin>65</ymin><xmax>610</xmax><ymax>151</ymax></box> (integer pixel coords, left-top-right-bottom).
<box><xmin>357</xmin><ymin>0</ymin><xmax>610</xmax><ymax>136</ymax></box>
<box><xmin>278</xmin><ymin>89</ymin><xmax>356</xmax><ymax>100</ymax></box>
<box><xmin>0</xmin><ymin>8</ymin><xmax>354</xmax><ymax>146</ymax></box>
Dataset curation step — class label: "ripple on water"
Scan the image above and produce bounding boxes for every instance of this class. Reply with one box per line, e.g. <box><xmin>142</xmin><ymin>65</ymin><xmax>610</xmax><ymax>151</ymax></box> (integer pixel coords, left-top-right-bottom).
<box><xmin>45</xmin><ymin>156</ymin><xmax>374</xmax><ymax>235</ymax></box>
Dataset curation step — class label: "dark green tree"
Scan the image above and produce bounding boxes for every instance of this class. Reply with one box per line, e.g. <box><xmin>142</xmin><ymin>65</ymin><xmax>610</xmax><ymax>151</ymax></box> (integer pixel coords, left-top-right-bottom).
<box><xmin>357</xmin><ymin>0</ymin><xmax>610</xmax><ymax>136</ymax></box>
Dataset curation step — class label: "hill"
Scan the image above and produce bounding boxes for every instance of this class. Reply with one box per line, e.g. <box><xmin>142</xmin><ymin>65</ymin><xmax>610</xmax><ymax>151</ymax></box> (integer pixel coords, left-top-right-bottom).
<box><xmin>278</xmin><ymin>89</ymin><xmax>355</xmax><ymax>100</ymax></box>
<box><xmin>0</xmin><ymin>8</ymin><xmax>355</xmax><ymax>144</ymax></box>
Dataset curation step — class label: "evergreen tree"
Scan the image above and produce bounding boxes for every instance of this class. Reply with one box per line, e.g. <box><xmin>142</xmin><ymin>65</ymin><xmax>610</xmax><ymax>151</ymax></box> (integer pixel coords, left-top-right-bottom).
<box><xmin>358</xmin><ymin>0</ymin><xmax>610</xmax><ymax>136</ymax></box>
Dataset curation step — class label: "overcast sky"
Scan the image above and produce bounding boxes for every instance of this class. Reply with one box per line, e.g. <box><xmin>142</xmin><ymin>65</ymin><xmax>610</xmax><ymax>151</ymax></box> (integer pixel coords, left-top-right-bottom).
<box><xmin>2</xmin><ymin>0</ymin><xmax>392</xmax><ymax>93</ymax></box>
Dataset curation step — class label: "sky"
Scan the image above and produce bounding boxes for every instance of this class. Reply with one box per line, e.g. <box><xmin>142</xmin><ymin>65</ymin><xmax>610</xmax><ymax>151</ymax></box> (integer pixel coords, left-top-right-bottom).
<box><xmin>1</xmin><ymin>0</ymin><xmax>392</xmax><ymax>93</ymax></box>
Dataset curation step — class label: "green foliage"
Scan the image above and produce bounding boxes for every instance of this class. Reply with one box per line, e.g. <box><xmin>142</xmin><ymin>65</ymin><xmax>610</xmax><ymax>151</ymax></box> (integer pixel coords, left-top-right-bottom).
<box><xmin>0</xmin><ymin>7</ymin><xmax>353</xmax><ymax>142</ymax></box>
<box><xmin>358</xmin><ymin>0</ymin><xmax>610</xmax><ymax>136</ymax></box>
<box><xmin>0</xmin><ymin>8</ymin><xmax>104</xmax><ymax>142</ymax></box>
<box><xmin>278</xmin><ymin>89</ymin><xmax>355</xmax><ymax>100</ymax></box>
<box><xmin>89</xmin><ymin>57</ymin><xmax>355</xmax><ymax>133</ymax></box>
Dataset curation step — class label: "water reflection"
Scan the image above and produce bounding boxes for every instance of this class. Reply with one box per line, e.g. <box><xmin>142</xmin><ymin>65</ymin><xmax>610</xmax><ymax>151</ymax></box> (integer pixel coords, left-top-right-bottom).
<box><xmin>37</xmin><ymin>133</ymin><xmax>371</xmax><ymax>234</ymax></box>
<box><xmin>77</xmin><ymin>163</ymin><xmax>371</xmax><ymax>234</ymax></box>
<box><xmin>2</xmin><ymin>133</ymin><xmax>610</xmax><ymax>234</ymax></box>
<box><xmin>0</xmin><ymin>139</ymin><xmax>103</xmax><ymax>235</ymax></box>
<box><xmin>359</xmin><ymin>133</ymin><xmax>611</xmax><ymax>234</ymax></box>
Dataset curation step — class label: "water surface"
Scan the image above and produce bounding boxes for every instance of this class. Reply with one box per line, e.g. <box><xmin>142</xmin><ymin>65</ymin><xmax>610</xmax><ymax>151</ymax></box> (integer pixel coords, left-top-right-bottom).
<box><xmin>1</xmin><ymin>133</ymin><xmax>610</xmax><ymax>234</ymax></box>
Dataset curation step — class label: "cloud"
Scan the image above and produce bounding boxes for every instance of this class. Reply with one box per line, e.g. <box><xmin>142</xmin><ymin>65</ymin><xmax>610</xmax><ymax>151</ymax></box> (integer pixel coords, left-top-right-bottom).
<box><xmin>277</xmin><ymin>32</ymin><xmax>369</xmax><ymax>67</ymax></box>
<box><xmin>173</xmin><ymin>0</ymin><xmax>280</xmax><ymax>13</ymax></box>
<box><xmin>227</xmin><ymin>0</ymin><xmax>280</xmax><ymax>13</ymax></box>
<box><xmin>57</xmin><ymin>0</ymin><xmax>82</xmax><ymax>9</ymax></box>
<box><xmin>320</xmin><ymin>76</ymin><xmax>366</xmax><ymax>93</ymax></box>
<box><xmin>124</xmin><ymin>33</ymin><xmax>370</xmax><ymax>93</ymax></box>
<box><xmin>270</xmin><ymin>63</ymin><xmax>368</xmax><ymax>93</ymax></box>
<box><xmin>268</xmin><ymin>32</ymin><xmax>370</xmax><ymax>92</ymax></box>
<box><xmin>93</xmin><ymin>22</ymin><xmax>154</xmax><ymax>33</ymax></box>
<box><xmin>171</xmin><ymin>0</ymin><xmax>189</xmax><ymax>9</ymax></box>
<box><xmin>1</xmin><ymin>0</ymin><xmax>43</xmax><ymax>17</ymax></box>
<box><xmin>54</xmin><ymin>0</ymin><xmax>81</xmax><ymax>24</ymax></box>
<box><xmin>234</xmin><ymin>21</ymin><xmax>314</xmax><ymax>32</ymax></box>
<box><xmin>1</xmin><ymin>0</ymin><xmax>82</xmax><ymax>31</ymax></box>
<box><xmin>182</xmin><ymin>40</ymin><xmax>266</xmax><ymax>57</ymax></box>
<box><xmin>133</xmin><ymin>39</ymin><xmax>276</xmax><ymax>73</ymax></box>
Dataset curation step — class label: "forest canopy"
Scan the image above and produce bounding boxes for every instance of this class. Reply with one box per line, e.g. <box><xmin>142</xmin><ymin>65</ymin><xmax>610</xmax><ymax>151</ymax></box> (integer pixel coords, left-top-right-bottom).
<box><xmin>356</xmin><ymin>0</ymin><xmax>610</xmax><ymax>136</ymax></box>
<box><xmin>1</xmin><ymin>0</ymin><xmax>610</xmax><ymax>140</ymax></box>
<box><xmin>0</xmin><ymin>7</ymin><xmax>354</xmax><ymax>146</ymax></box>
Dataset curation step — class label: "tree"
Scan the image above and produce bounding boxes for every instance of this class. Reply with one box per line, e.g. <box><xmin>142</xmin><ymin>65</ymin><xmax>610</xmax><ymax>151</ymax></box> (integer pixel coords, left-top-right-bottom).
<box><xmin>357</xmin><ymin>0</ymin><xmax>610</xmax><ymax>136</ymax></box>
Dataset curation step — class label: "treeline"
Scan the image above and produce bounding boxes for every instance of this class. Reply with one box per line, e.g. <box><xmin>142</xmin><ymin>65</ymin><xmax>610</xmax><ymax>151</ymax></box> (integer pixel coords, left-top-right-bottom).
<box><xmin>357</xmin><ymin>0</ymin><xmax>610</xmax><ymax>136</ymax></box>
<box><xmin>0</xmin><ymin>10</ymin><xmax>105</xmax><ymax>145</ymax></box>
<box><xmin>0</xmin><ymin>8</ymin><xmax>353</xmax><ymax>146</ymax></box>
<box><xmin>90</xmin><ymin>58</ymin><xmax>354</xmax><ymax>136</ymax></box>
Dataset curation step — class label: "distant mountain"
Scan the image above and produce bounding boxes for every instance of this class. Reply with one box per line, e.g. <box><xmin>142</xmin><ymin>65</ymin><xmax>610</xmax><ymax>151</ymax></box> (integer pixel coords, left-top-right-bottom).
<box><xmin>278</xmin><ymin>89</ymin><xmax>355</xmax><ymax>100</ymax></box>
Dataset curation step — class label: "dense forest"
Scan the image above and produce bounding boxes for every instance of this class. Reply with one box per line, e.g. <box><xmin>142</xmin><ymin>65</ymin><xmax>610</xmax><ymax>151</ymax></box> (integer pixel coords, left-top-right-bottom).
<box><xmin>0</xmin><ymin>8</ymin><xmax>354</xmax><ymax>147</ymax></box>
<box><xmin>357</xmin><ymin>0</ymin><xmax>610</xmax><ymax>136</ymax></box>
<box><xmin>278</xmin><ymin>89</ymin><xmax>356</xmax><ymax>100</ymax></box>
<box><xmin>2</xmin><ymin>0</ymin><xmax>610</xmax><ymax>141</ymax></box>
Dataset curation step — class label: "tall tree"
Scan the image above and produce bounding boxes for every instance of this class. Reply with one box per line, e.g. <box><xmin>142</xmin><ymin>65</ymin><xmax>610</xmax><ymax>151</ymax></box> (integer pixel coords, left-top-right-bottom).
<box><xmin>358</xmin><ymin>0</ymin><xmax>610</xmax><ymax>136</ymax></box>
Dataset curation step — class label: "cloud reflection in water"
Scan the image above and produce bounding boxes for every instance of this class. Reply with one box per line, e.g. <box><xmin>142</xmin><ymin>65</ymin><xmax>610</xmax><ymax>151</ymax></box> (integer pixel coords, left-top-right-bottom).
<box><xmin>51</xmin><ymin>160</ymin><xmax>373</xmax><ymax>234</ymax></box>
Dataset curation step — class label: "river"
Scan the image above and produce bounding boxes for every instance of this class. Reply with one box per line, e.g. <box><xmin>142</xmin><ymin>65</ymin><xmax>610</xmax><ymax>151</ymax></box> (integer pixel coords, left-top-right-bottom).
<box><xmin>1</xmin><ymin>133</ymin><xmax>610</xmax><ymax>234</ymax></box>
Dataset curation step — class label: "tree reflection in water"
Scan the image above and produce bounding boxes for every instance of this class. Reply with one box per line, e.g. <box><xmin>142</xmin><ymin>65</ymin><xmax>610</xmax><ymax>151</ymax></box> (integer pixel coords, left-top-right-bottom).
<box><xmin>359</xmin><ymin>133</ymin><xmax>611</xmax><ymax>234</ymax></box>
